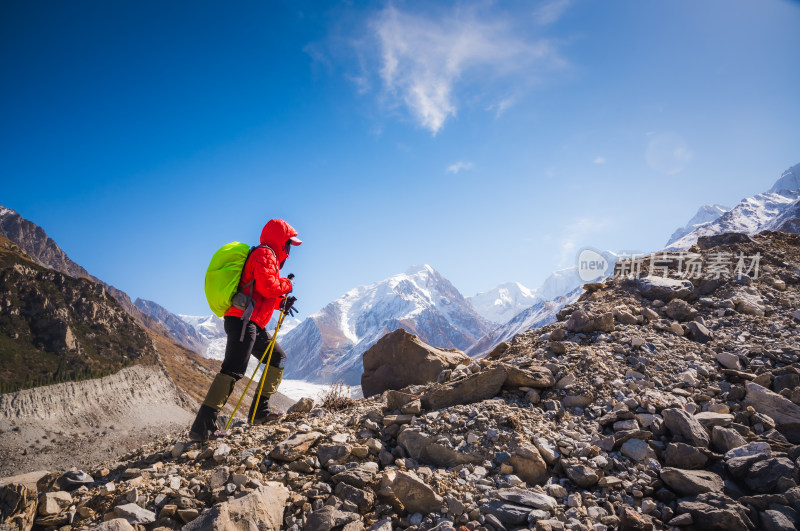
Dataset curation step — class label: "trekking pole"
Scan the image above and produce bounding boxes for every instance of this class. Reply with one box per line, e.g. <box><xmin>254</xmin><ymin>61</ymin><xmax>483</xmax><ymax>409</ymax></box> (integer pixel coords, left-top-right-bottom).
<box><xmin>224</xmin><ymin>308</ymin><xmax>287</xmax><ymax>431</ymax></box>
<box><xmin>250</xmin><ymin>309</ymin><xmax>288</xmax><ymax>423</ymax></box>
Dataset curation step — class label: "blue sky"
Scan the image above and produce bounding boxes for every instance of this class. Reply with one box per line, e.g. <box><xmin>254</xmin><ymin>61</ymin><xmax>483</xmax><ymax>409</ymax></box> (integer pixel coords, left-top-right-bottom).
<box><xmin>2</xmin><ymin>0</ymin><xmax>799</xmax><ymax>317</ymax></box>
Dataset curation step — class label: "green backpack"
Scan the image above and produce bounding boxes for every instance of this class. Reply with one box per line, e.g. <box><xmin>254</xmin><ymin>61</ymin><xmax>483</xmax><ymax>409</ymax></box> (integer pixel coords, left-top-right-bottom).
<box><xmin>204</xmin><ymin>242</ymin><xmax>254</xmax><ymax>317</ymax></box>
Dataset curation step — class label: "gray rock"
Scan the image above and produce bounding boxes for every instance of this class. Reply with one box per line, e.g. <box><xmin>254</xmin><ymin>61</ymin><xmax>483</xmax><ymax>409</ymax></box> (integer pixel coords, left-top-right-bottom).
<box><xmin>303</xmin><ymin>505</ymin><xmax>357</xmax><ymax>531</ymax></box>
<box><xmin>287</xmin><ymin>397</ymin><xmax>315</xmax><ymax>414</ymax></box>
<box><xmin>113</xmin><ymin>503</ymin><xmax>156</xmax><ymax>525</ymax></box>
<box><xmin>208</xmin><ymin>466</ymin><xmax>230</xmax><ymax>489</ymax></box>
<box><xmin>332</xmin><ymin>466</ymin><xmax>376</xmax><ymax>489</ymax></box>
<box><xmin>744</xmin><ymin>382</ymin><xmax>800</xmax><ymax>437</ymax></box>
<box><xmin>716</xmin><ymin>352</ymin><xmax>741</xmax><ymax>370</ymax></box>
<box><xmin>676</xmin><ymin>492</ymin><xmax>753</xmax><ymax>531</ymax></box>
<box><xmin>508</xmin><ymin>445</ymin><xmax>548</xmax><ymax>485</ymax></box>
<box><xmin>367</xmin><ymin>519</ymin><xmax>393</xmax><ymax>531</ymax></box>
<box><xmin>397</xmin><ymin>430</ymin><xmax>480</xmax><ymax>468</ymax></box>
<box><xmin>711</xmin><ymin>426</ymin><xmax>746</xmax><ymax>453</ymax></box>
<box><xmin>93</xmin><ymin>519</ymin><xmax>135</xmax><ymax>531</ymax></box>
<box><xmin>621</xmin><ymin>438</ymin><xmax>654</xmax><ymax>462</ymax></box>
<box><xmin>334</xmin><ymin>482</ymin><xmax>374</xmax><ymax>513</ymax></box>
<box><xmin>270</xmin><ymin>431</ymin><xmax>322</xmax><ymax>461</ymax></box>
<box><xmin>420</xmin><ymin>366</ymin><xmax>507</xmax><ymax>411</ymax></box>
<box><xmin>664</xmin><ymin>299</ymin><xmax>697</xmax><ymax>321</ymax></box>
<box><xmin>495</xmin><ymin>488</ymin><xmax>557</xmax><ymax>512</ymax></box>
<box><xmin>695</xmin><ymin>412</ymin><xmax>734</xmax><ymax>429</ymax></box>
<box><xmin>635</xmin><ymin>276</ymin><xmax>693</xmax><ymax>301</ymax></box>
<box><xmin>760</xmin><ymin>510</ymin><xmax>796</xmax><ymax>531</ymax></box>
<box><xmin>565</xmin><ymin>461</ymin><xmax>602</xmax><ymax>488</ymax></box>
<box><xmin>662</xmin><ymin>408</ymin><xmax>710</xmax><ymax>447</ymax></box>
<box><xmin>502</xmin><ymin>364</ymin><xmax>555</xmax><ymax>389</ymax></box>
<box><xmin>212</xmin><ymin>443</ymin><xmax>231</xmax><ymax>462</ymax></box>
<box><xmin>660</xmin><ymin>468</ymin><xmax>724</xmax><ymax>497</ymax></box>
<box><xmin>318</xmin><ymin>444</ymin><xmax>350</xmax><ymax>466</ymax></box>
<box><xmin>745</xmin><ymin>458</ymin><xmax>797</xmax><ymax>494</ymax></box>
<box><xmin>565</xmin><ymin>309</ymin><xmax>614</xmax><ymax>333</ymax></box>
<box><xmin>725</xmin><ymin>441</ymin><xmax>771</xmax><ymax>460</ymax></box>
<box><xmin>182</xmin><ymin>483</ymin><xmax>289</xmax><ymax>530</ymax></box>
<box><xmin>483</xmin><ymin>501</ymin><xmax>531</xmax><ymax>525</ymax></box>
<box><xmin>686</xmin><ymin>321</ymin><xmax>714</xmax><ymax>343</ymax></box>
<box><xmin>38</xmin><ymin>491</ymin><xmax>72</xmax><ymax>516</ymax></box>
<box><xmin>380</xmin><ymin>470</ymin><xmax>443</xmax><ymax>515</ymax></box>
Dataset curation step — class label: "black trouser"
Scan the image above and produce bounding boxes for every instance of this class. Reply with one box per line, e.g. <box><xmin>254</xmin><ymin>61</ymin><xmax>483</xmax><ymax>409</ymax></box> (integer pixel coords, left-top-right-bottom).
<box><xmin>220</xmin><ymin>316</ymin><xmax>286</xmax><ymax>380</ymax></box>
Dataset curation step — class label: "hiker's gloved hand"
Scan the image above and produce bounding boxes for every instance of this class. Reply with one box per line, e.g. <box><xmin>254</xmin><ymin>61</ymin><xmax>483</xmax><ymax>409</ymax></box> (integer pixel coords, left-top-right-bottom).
<box><xmin>281</xmin><ymin>296</ymin><xmax>298</xmax><ymax>317</ymax></box>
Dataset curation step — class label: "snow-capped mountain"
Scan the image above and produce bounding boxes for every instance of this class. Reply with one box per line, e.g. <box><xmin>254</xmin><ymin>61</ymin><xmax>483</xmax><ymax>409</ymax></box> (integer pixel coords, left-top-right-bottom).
<box><xmin>666</xmin><ymin>163</ymin><xmax>800</xmax><ymax>250</ymax></box>
<box><xmin>179</xmin><ymin>314</ymin><xmax>227</xmax><ymax>359</ymax></box>
<box><xmin>468</xmin><ymin>282</ymin><xmax>539</xmax><ymax>324</ymax></box>
<box><xmin>665</xmin><ymin>204</ymin><xmax>730</xmax><ymax>247</ymax></box>
<box><xmin>466</xmin><ymin>287</ymin><xmax>584</xmax><ymax>357</ymax></box>
<box><xmin>281</xmin><ymin>265</ymin><xmax>493</xmax><ymax>385</ymax></box>
<box><xmin>179</xmin><ymin>313</ymin><xmax>301</xmax><ymax>361</ymax></box>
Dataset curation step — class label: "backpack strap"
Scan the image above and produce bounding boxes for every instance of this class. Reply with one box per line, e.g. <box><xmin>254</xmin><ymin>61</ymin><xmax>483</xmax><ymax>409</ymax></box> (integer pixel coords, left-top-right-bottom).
<box><xmin>237</xmin><ymin>244</ymin><xmax>277</xmax><ymax>341</ymax></box>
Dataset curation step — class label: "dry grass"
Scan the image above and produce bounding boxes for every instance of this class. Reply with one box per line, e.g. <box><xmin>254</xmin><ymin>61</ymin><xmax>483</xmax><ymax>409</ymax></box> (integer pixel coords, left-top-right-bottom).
<box><xmin>320</xmin><ymin>381</ymin><xmax>356</xmax><ymax>411</ymax></box>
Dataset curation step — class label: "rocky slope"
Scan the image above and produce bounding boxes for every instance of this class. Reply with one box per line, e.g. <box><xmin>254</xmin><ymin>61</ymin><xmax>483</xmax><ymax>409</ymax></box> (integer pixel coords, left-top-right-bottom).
<box><xmin>0</xmin><ymin>365</ymin><xmax>194</xmax><ymax>477</ymax></box>
<box><xmin>0</xmin><ymin>206</ymin><xmax>202</xmax><ymax>353</ymax></box>
<box><xmin>6</xmin><ymin>230</ymin><xmax>798</xmax><ymax>531</ymax></box>
<box><xmin>282</xmin><ymin>265</ymin><xmax>492</xmax><ymax>385</ymax></box>
<box><xmin>0</xmin><ymin>236</ymin><xmax>158</xmax><ymax>392</ymax></box>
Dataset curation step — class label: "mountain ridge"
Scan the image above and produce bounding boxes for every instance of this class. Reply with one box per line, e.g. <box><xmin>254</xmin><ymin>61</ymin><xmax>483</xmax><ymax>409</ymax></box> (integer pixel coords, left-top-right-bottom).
<box><xmin>666</xmin><ymin>163</ymin><xmax>800</xmax><ymax>249</ymax></box>
<box><xmin>0</xmin><ymin>205</ymin><xmax>203</xmax><ymax>354</ymax></box>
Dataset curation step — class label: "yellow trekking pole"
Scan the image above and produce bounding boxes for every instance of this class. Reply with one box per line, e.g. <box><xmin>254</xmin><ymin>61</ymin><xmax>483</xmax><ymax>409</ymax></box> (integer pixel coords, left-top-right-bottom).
<box><xmin>250</xmin><ymin>310</ymin><xmax>287</xmax><ymax>423</ymax></box>
<box><xmin>224</xmin><ymin>308</ymin><xmax>287</xmax><ymax>431</ymax></box>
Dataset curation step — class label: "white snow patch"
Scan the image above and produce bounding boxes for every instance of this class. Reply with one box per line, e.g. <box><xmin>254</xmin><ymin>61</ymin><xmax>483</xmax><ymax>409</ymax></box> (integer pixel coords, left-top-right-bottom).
<box><xmin>278</xmin><ymin>379</ymin><xmax>363</xmax><ymax>402</ymax></box>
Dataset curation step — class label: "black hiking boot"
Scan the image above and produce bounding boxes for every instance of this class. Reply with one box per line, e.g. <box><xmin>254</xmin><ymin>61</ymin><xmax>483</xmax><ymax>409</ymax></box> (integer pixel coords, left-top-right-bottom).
<box><xmin>248</xmin><ymin>395</ymin><xmax>284</xmax><ymax>425</ymax></box>
<box><xmin>189</xmin><ymin>404</ymin><xmax>221</xmax><ymax>441</ymax></box>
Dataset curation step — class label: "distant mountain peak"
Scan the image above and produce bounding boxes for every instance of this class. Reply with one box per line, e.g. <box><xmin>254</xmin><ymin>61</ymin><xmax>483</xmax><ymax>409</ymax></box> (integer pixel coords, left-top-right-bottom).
<box><xmin>666</xmin><ymin>204</ymin><xmax>730</xmax><ymax>247</ymax></box>
<box><xmin>468</xmin><ymin>281</ymin><xmax>539</xmax><ymax>325</ymax></box>
<box><xmin>768</xmin><ymin>162</ymin><xmax>800</xmax><ymax>194</ymax></box>
<box><xmin>666</xmin><ymin>163</ymin><xmax>800</xmax><ymax>250</ymax></box>
<box><xmin>403</xmin><ymin>264</ymin><xmax>437</xmax><ymax>276</ymax></box>
<box><xmin>282</xmin><ymin>265</ymin><xmax>491</xmax><ymax>385</ymax></box>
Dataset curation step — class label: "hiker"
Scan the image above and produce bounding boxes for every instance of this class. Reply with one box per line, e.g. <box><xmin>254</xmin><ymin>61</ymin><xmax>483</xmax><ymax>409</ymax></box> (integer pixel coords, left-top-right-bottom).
<box><xmin>189</xmin><ymin>219</ymin><xmax>301</xmax><ymax>441</ymax></box>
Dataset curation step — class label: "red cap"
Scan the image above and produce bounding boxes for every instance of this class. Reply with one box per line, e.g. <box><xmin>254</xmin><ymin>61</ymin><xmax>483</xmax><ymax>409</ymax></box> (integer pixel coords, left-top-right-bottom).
<box><xmin>288</xmin><ymin>236</ymin><xmax>303</xmax><ymax>246</ymax></box>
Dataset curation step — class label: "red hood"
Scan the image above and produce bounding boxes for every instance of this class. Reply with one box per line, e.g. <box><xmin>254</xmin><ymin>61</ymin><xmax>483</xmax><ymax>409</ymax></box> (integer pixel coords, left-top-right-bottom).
<box><xmin>260</xmin><ymin>219</ymin><xmax>298</xmax><ymax>265</ymax></box>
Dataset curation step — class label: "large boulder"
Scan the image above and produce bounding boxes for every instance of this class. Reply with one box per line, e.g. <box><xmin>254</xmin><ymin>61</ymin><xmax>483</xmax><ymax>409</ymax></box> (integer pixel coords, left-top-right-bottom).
<box><xmin>361</xmin><ymin>329</ymin><xmax>471</xmax><ymax>398</ymax></box>
<box><xmin>182</xmin><ymin>483</ymin><xmax>289</xmax><ymax>530</ymax></box>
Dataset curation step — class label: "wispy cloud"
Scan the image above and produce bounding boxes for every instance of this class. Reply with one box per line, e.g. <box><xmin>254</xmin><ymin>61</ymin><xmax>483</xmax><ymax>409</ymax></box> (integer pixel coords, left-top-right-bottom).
<box><xmin>593</xmin><ymin>156</ymin><xmax>606</xmax><ymax>164</ymax></box>
<box><xmin>533</xmin><ymin>0</ymin><xmax>572</xmax><ymax>26</ymax></box>
<box><xmin>446</xmin><ymin>161</ymin><xmax>474</xmax><ymax>174</ymax></box>
<box><xmin>361</xmin><ymin>5</ymin><xmax>565</xmax><ymax>134</ymax></box>
<box><xmin>486</xmin><ymin>95</ymin><xmax>518</xmax><ymax>118</ymax></box>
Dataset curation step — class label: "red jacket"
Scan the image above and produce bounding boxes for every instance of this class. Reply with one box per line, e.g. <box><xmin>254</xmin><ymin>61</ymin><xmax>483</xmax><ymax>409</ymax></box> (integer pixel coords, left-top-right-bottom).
<box><xmin>224</xmin><ymin>219</ymin><xmax>296</xmax><ymax>329</ymax></box>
